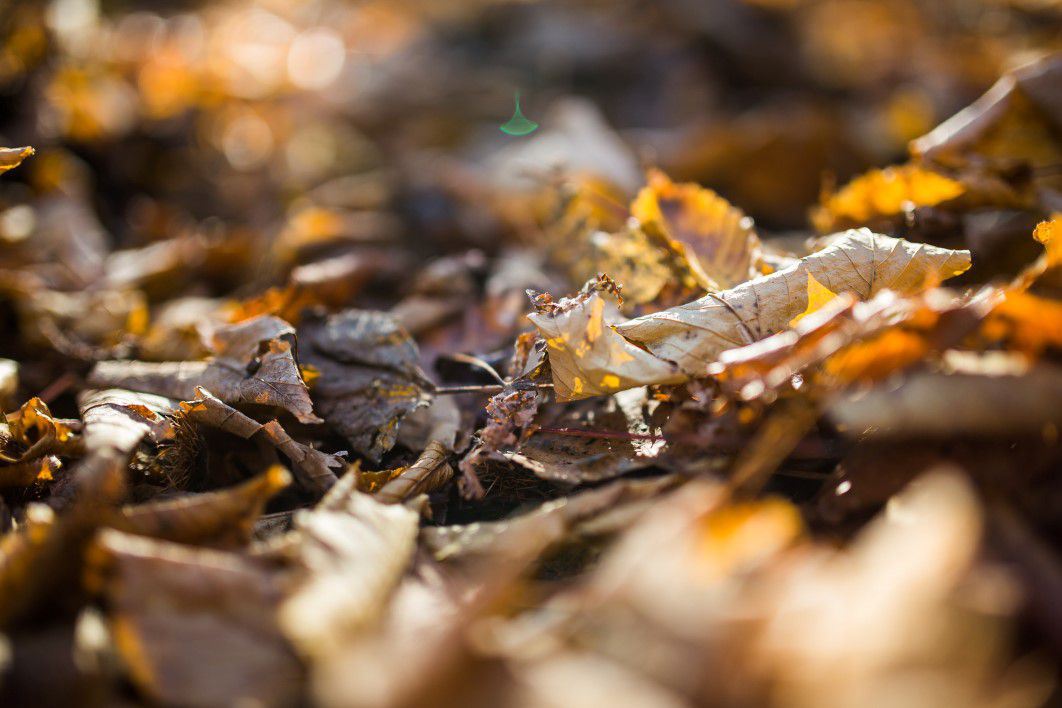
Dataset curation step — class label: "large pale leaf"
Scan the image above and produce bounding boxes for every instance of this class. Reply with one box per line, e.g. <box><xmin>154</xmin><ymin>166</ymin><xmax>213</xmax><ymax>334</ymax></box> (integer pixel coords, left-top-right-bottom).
<box><xmin>616</xmin><ymin>229</ymin><xmax>971</xmax><ymax>376</ymax></box>
<box><xmin>531</xmin><ymin>230</ymin><xmax>970</xmax><ymax>399</ymax></box>
<box><xmin>278</xmin><ymin>471</ymin><xmax>420</xmax><ymax>658</ymax></box>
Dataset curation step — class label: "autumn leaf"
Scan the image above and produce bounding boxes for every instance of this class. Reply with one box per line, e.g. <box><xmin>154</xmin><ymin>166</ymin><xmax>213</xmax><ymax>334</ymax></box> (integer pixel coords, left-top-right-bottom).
<box><xmin>89</xmin><ymin>315</ymin><xmax>322</xmax><ymax>425</ymax></box>
<box><xmin>632</xmin><ymin>168</ymin><xmax>764</xmax><ymax>289</ymax></box>
<box><xmin>279</xmin><ymin>470</ymin><xmax>420</xmax><ymax>659</ymax></box>
<box><xmin>178</xmin><ymin>388</ymin><xmax>340</xmax><ymax>494</ymax></box>
<box><xmin>527</xmin><ymin>277</ymin><xmax>685</xmax><ymax>401</ymax></box>
<box><xmin>297</xmin><ymin>309</ymin><xmax>431</xmax><ymax>461</ymax></box>
<box><xmin>532</xmin><ymin>230</ymin><xmax>970</xmax><ymax>399</ymax></box>
<box><xmin>811</xmin><ymin>163</ymin><xmax>965</xmax><ymax>232</ymax></box>
<box><xmin>116</xmin><ymin>466</ymin><xmax>291</xmax><ymax>547</ymax></box>
<box><xmin>0</xmin><ymin>146</ymin><xmax>33</xmax><ymax>174</ymax></box>
<box><xmin>89</xmin><ymin>530</ymin><xmax>302</xmax><ymax>708</ymax></box>
<box><xmin>788</xmin><ymin>271</ymin><xmax>838</xmax><ymax>327</ymax></box>
<box><xmin>617</xmin><ymin>229</ymin><xmax>969</xmax><ymax>374</ymax></box>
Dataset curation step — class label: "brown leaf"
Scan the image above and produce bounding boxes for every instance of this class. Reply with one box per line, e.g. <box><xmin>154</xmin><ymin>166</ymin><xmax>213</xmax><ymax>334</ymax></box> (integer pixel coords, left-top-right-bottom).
<box><xmin>116</xmin><ymin>466</ymin><xmax>291</xmax><ymax>547</ymax></box>
<box><xmin>632</xmin><ymin>168</ymin><xmax>764</xmax><ymax>290</ymax></box>
<box><xmin>527</xmin><ymin>278</ymin><xmax>685</xmax><ymax>401</ymax></box>
<box><xmin>278</xmin><ymin>471</ymin><xmax>420</xmax><ymax>658</ymax></box>
<box><xmin>298</xmin><ymin>309</ymin><xmax>430</xmax><ymax>461</ymax></box>
<box><xmin>89</xmin><ymin>530</ymin><xmax>302</xmax><ymax>708</ymax></box>
<box><xmin>89</xmin><ymin>315</ymin><xmax>322</xmax><ymax>425</ymax></box>
<box><xmin>532</xmin><ymin>230</ymin><xmax>971</xmax><ymax>399</ymax></box>
<box><xmin>616</xmin><ymin>229</ymin><xmax>971</xmax><ymax>376</ymax></box>
<box><xmin>375</xmin><ymin>440</ymin><xmax>454</xmax><ymax>504</ymax></box>
<box><xmin>178</xmin><ymin>388</ymin><xmax>340</xmax><ymax>493</ymax></box>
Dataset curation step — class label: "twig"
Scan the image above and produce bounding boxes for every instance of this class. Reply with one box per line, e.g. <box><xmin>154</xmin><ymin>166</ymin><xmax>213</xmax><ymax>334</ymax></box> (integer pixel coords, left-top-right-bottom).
<box><xmin>433</xmin><ymin>382</ymin><xmax>554</xmax><ymax>395</ymax></box>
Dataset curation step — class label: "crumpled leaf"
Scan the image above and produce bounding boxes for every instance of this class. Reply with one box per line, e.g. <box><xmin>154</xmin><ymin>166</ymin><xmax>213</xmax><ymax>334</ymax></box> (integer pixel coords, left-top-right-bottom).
<box><xmin>0</xmin><ymin>146</ymin><xmax>33</xmax><ymax>174</ymax></box>
<box><xmin>375</xmin><ymin>440</ymin><xmax>454</xmax><ymax>505</ymax></box>
<box><xmin>78</xmin><ymin>389</ymin><xmax>177</xmax><ymax>456</ymax></box>
<box><xmin>533</xmin><ymin>230</ymin><xmax>971</xmax><ymax>399</ymax></box>
<box><xmin>89</xmin><ymin>315</ymin><xmax>322</xmax><ymax>425</ymax></box>
<box><xmin>178</xmin><ymin>388</ymin><xmax>340</xmax><ymax>493</ymax></box>
<box><xmin>2</xmin><ymin>396</ymin><xmax>80</xmax><ymax>463</ymax></box>
<box><xmin>617</xmin><ymin>229</ymin><xmax>970</xmax><ymax>373</ymax></box>
<box><xmin>278</xmin><ymin>470</ymin><xmax>420</xmax><ymax>658</ymax></box>
<box><xmin>297</xmin><ymin>309</ymin><xmax>431</xmax><ymax>461</ymax></box>
<box><xmin>527</xmin><ymin>277</ymin><xmax>685</xmax><ymax>401</ymax></box>
<box><xmin>88</xmin><ymin>529</ymin><xmax>302</xmax><ymax>708</ymax></box>
<box><xmin>116</xmin><ymin>466</ymin><xmax>291</xmax><ymax>547</ymax></box>
<box><xmin>632</xmin><ymin>168</ymin><xmax>765</xmax><ymax>290</ymax></box>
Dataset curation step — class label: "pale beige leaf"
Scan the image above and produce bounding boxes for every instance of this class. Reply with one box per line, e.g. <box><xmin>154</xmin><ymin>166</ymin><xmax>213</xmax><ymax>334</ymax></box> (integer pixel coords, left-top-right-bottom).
<box><xmin>279</xmin><ymin>472</ymin><xmax>420</xmax><ymax>658</ymax></box>
<box><xmin>616</xmin><ymin>229</ymin><xmax>971</xmax><ymax>376</ymax></box>
<box><xmin>526</xmin><ymin>282</ymin><xmax>684</xmax><ymax>401</ymax></box>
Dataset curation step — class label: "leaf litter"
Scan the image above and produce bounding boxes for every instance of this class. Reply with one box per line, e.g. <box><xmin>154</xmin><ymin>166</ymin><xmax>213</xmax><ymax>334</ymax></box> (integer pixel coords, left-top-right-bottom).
<box><xmin>0</xmin><ymin>4</ymin><xmax>1060</xmax><ymax>708</ymax></box>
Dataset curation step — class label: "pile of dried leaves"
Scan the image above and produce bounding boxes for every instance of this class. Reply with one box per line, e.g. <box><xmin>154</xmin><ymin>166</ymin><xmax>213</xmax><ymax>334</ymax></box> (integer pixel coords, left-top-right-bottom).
<box><xmin>0</xmin><ymin>1</ymin><xmax>1060</xmax><ymax>707</ymax></box>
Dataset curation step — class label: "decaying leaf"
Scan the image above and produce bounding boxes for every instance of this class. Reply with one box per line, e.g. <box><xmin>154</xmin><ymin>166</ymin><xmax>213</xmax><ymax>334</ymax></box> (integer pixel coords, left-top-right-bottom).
<box><xmin>632</xmin><ymin>168</ymin><xmax>765</xmax><ymax>290</ymax></box>
<box><xmin>117</xmin><ymin>466</ymin><xmax>291</xmax><ymax>547</ymax></box>
<box><xmin>89</xmin><ymin>316</ymin><xmax>322</xmax><ymax>425</ymax></box>
<box><xmin>617</xmin><ymin>229</ymin><xmax>970</xmax><ymax>373</ymax></box>
<box><xmin>2</xmin><ymin>396</ymin><xmax>80</xmax><ymax>463</ymax></box>
<box><xmin>533</xmin><ymin>230</ymin><xmax>970</xmax><ymax>399</ymax></box>
<box><xmin>375</xmin><ymin>440</ymin><xmax>454</xmax><ymax>505</ymax></box>
<box><xmin>297</xmin><ymin>309</ymin><xmax>431</xmax><ymax>461</ymax></box>
<box><xmin>0</xmin><ymin>146</ymin><xmax>33</xmax><ymax>174</ymax></box>
<box><xmin>528</xmin><ymin>277</ymin><xmax>685</xmax><ymax>401</ymax></box>
<box><xmin>278</xmin><ymin>470</ymin><xmax>420</xmax><ymax>658</ymax></box>
<box><xmin>89</xmin><ymin>530</ymin><xmax>302</xmax><ymax>708</ymax></box>
<box><xmin>178</xmin><ymin>388</ymin><xmax>340</xmax><ymax>493</ymax></box>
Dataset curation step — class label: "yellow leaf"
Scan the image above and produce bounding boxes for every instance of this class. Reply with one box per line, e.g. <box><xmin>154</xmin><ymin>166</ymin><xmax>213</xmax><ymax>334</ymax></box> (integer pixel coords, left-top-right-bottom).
<box><xmin>632</xmin><ymin>169</ymin><xmax>763</xmax><ymax>289</ymax></box>
<box><xmin>812</xmin><ymin>163</ymin><xmax>965</xmax><ymax>232</ymax></box>
<box><xmin>789</xmin><ymin>272</ymin><xmax>837</xmax><ymax>327</ymax></box>
<box><xmin>1033</xmin><ymin>217</ymin><xmax>1061</xmax><ymax>267</ymax></box>
<box><xmin>0</xmin><ymin>146</ymin><xmax>33</xmax><ymax>175</ymax></box>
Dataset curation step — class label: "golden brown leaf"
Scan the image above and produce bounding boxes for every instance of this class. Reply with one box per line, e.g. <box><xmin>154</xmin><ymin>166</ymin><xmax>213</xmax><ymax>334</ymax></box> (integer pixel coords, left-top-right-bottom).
<box><xmin>632</xmin><ymin>168</ymin><xmax>764</xmax><ymax>289</ymax></box>
<box><xmin>89</xmin><ymin>315</ymin><xmax>322</xmax><ymax>425</ymax></box>
<box><xmin>117</xmin><ymin>466</ymin><xmax>291</xmax><ymax>547</ymax></box>
<box><xmin>0</xmin><ymin>146</ymin><xmax>34</xmax><ymax>175</ymax></box>
<box><xmin>811</xmin><ymin>164</ymin><xmax>965</xmax><ymax>232</ymax></box>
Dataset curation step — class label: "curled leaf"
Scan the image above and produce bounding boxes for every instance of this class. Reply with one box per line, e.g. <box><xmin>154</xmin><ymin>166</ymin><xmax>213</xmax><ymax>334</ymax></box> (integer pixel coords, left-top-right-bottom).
<box><xmin>117</xmin><ymin>466</ymin><xmax>291</xmax><ymax>547</ymax></box>
<box><xmin>632</xmin><ymin>168</ymin><xmax>764</xmax><ymax>289</ymax></box>
<box><xmin>90</xmin><ymin>315</ymin><xmax>321</xmax><ymax>425</ymax></box>
<box><xmin>616</xmin><ymin>229</ymin><xmax>970</xmax><ymax>377</ymax></box>
<box><xmin>0</xmin><ymin>146</ymin><xmax>33</xmax><ymax>175</ymax></box>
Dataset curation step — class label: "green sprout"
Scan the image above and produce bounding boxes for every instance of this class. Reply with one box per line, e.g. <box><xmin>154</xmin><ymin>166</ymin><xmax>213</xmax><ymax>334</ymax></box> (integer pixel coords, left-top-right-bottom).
<box><xmin>500</xmin><ymin>91</ymin><xmax>538</xmax><ymax>136</ymax></box>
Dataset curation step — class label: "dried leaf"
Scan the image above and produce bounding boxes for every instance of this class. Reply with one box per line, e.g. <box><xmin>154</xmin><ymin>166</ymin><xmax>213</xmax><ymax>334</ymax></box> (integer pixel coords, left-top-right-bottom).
<box><xmin>632</xmin><ymin>168</ymin><xmax>764</xmax><ymax>289</ymax></box>
<box><xmin>0</xmin><ymin>146</ymin><xmax>33</xmax><ymax>175</ymax></box>
<box><xmin>617</xmin><ymin>230</ymin><xmax>970</xmax><ymax>375</ymax></box>
<box><xmin>298</xmin><ymin>310</ymin><xmax>430</xmax><ymax>461</ymax></box>
<box><xmin>278</xmin><ymin>472</ymin><xmax>420</xmax><ymax>658</ymax></box>
<box><xmin>178</xmin><ymin>388</ymin><xmax>340</xmax><ymax>493</ymax></box>
<box><xmin>90</xmin><ymin>315</ymin><xmax>322</xmax><ymax>425</ymax></box>
<box><xmin>89</xmin><ymin>530</ymin><xmax>301</xmax><ymax>708</ymax></box>
<box><xmin>375</xmin><ymin>440</ymin><xmax>453</xmax><ymax>504</ymax></box>
<box><xmin>117</xmin><ymin>466</ymin><xmax>291</xmax><ymax>547</ymax></box>
<box><xmin>533</xmin><ymin>230</ymin><xmax>970</xmax><ymax>399</ymax></box>
<box><xmin>527</xmin><ymin>278</ymin><xmax>685</xmax><ymax>401</ymax></box>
